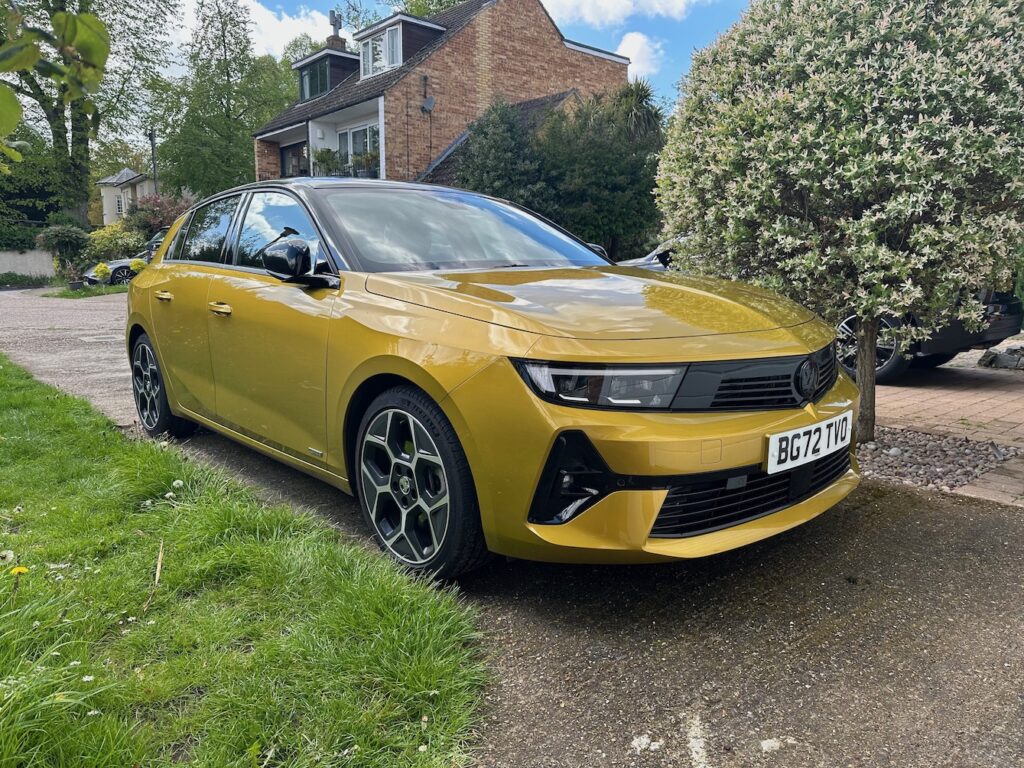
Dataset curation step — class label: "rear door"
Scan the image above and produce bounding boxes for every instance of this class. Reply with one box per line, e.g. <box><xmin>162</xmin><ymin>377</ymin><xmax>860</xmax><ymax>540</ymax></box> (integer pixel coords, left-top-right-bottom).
<box><xmin>147</xmin><ymin>195</ymin><xmax>241</xmax><ymax>419</ymax></box>
<box><xmin>206</xmin><ymin>190</ymin><xmax>338</xmax><ymax>464</ymax></box>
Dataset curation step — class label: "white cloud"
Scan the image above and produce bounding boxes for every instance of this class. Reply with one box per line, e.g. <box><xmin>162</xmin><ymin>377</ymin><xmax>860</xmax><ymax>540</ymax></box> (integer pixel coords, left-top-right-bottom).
<box><xmin>168</xmin><ymin>0</ymin><xmax>343</xmax><ymax>62</ymax></box>
<box><xmin>615</xmin><ymin>31</ymin><xmax>664</xmax><ymax>79</ymax></box>
<box><xmin>542</xmin><ymin>0</ymin><xmax>696</xmax><ymax>27</ymax></box>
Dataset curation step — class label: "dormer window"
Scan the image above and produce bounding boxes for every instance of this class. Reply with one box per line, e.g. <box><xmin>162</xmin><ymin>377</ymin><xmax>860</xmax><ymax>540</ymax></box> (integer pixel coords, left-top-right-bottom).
<box><xmin>300</xmin><ymin>58</ymin><xmax>330</xmax><ymax>100</ymax></box>
<box><xmin>360</xmin><ymin>25</ymin><xmax>401</xmax><ymax>77</ymax></box>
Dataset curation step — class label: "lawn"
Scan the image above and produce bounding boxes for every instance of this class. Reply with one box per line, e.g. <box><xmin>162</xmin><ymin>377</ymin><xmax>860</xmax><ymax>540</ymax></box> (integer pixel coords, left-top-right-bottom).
<box><xmin>45</xmin><ymin>283</ymin><xmax>130</xmax><ymax>299</ymax></box>
<box><xmin>0</xmin><ymin>355</ymin><xmax>484</xmax><ymax>767</ymax></box>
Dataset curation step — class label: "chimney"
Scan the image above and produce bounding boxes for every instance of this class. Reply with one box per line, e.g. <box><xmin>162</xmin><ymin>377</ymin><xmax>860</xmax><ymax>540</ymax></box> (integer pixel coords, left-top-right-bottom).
<box><xmin>326</xmin><ymin>34</ymin><xmax>346</xmax><ymax>51</ymax></box>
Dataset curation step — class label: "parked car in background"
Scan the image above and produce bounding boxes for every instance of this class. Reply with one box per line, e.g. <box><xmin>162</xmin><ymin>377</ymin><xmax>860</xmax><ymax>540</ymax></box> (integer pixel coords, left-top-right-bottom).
<box><xmin>126</xmin><ymin>179</ymin><xmax>860</xmax><ymax>577</ymax></box>
<box><xmin>85</xmin><ymin>227</ymin><xmax>170</xmax><ymax>285</ymax></box>
<box><xmin>624</xmin><ymin>242</ymin><xmax>1024</xmax><ymax>384</ymax></box>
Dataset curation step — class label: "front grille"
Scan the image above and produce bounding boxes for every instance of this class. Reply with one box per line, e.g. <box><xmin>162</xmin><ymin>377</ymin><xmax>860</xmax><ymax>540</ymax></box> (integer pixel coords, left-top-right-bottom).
<box><xmin>669</xmin><ymin>343</ymin><xmax>838</xmax><ymax>412</ymax></box>
<box><xmin>650</xmin><ymin>448</ymin><xmax>853</xmax><ymax>538</ymax></box>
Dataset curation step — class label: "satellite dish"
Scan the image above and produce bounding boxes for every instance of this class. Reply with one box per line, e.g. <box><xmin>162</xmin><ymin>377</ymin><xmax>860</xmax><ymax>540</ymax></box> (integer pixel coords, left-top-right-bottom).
<box><xmin>421</xmin><ymin>96</ymin><xmax>435</xmax><ymax>114</ymax></box>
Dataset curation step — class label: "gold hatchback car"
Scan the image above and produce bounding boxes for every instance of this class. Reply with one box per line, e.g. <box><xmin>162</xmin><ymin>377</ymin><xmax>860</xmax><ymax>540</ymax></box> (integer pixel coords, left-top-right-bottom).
<box><xmin>127</xmin><ymin>179</ymin><xmax>860</xmax><ymax>576</ymax></box>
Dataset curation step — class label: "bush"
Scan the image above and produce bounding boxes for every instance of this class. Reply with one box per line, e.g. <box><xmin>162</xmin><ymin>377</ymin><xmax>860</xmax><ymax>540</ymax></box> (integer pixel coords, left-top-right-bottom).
<box><xmin>0</xmin><ymin>272</ymin><xmax>51</xmax><ymax>288</ymax></box>
<box><xmin>36</xmin><ymin>225</ymin><xmax>89</xmax><ymax>265</ymax></box>
<box><xmin>122</xmin><ymin>194</ymin><xmax>190</xmax><ymax>238</ymax></box>
<box><xmin>657</xmin><ymin>0</ymin><xmax>1024</xmax><ymax>438</ymax></box>
<box><xmin>0</xmin><ymin>222</ymin><xmax>39</xmax><ymax>252</ymax></box>
<box><xmin>129</xmin><ymin>258</ymin><xmax>146</xmax><ymax>274</ymax></box>
<box><xmin>93</xmin><ymin>262</ymin><xmax>111</xmax><ymax>282</ymax></box>
<box><xmin>85</xmin><ymin>221</ymin><xmax>145</xmax><ymax>263</ymax></box>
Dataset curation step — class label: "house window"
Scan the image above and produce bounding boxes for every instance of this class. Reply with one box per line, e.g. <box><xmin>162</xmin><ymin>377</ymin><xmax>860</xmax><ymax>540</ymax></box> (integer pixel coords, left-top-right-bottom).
<box><xmin>360</xmin><ymin>26</ymin><xmax>400</xmax><ymax>77</ymax></box>
<box><xmin>115</xmin><ymin>194</ymin><xmax>123</xmax><ymax>215</ymax></box>
<box><xmin>300</xmin><ymin>59</ymin><xmax>330</xmax><ymax>100</ymax></box>
<box><xmin>337</xmin><ymin>124</ymin><xmax>380</xmax><ymax>177</ymax></box>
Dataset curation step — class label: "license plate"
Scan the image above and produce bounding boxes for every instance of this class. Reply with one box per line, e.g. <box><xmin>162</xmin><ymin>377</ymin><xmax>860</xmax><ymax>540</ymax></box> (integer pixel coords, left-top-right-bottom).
<box><xmin>766</xmin><ymin>411</ymin><xmax>852</xmax><ymax>474</ymax></box>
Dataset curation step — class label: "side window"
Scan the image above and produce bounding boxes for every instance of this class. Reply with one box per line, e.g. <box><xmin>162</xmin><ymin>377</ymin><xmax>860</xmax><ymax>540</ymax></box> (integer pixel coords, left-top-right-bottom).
<box><xmin>235</xmin><ymin>192</ymin><xmax>322</xmax><ymax>270</ymax></box>
<box><xmin>181</xmin><ymin>196</ymin><xmax>239</xmax><ymax>263</ymax></box>
<box><xmin>163</xmin><ymin>215</ymin><xmax>191</xmax><ymax>261</ymax></box>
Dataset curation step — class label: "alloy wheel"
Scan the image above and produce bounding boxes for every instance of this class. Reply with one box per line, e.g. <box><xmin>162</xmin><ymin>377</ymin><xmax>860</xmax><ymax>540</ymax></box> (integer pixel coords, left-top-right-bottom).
<box><xmin>836</xmin><ymin>315</ymin><xmax>901</xmax><ymax>374</ymax></box>
<box><xmin>111</xmin><ymin>268</ymin><xmax>132</xmax><ymax>284</ymax></box>
<box><xmin>132</xmin><ymin>343</ymin><xmax>161</xmax><ymax>431</ymax></box>
<box><xmin>359</xmin><ymin>408</ymin><xmax>450</xmax><ymax>566</ymax></box>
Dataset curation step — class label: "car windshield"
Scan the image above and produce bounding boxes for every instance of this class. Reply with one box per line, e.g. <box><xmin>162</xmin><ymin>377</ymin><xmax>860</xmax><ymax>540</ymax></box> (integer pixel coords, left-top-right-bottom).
<box><xmin>319</xmin><ymin>188</ymin><xmax>608</xmax><ymax>272</ymax></box>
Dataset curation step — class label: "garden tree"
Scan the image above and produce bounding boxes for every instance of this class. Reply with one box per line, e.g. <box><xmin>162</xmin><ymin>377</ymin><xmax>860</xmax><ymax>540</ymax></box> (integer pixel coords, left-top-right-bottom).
<box><xmin>537</xmin><ymin>81</ymin><xmax>663</xmax><ymax>259</ymax></box>
<box><xmin>0</xmin><ymin>124</ymin><xmax>58</xmax><ymax>241</ymax></box>
<box><xmin>1</xmin><ymin>0</ymin><xmax>170</xmax><ymax>221</ymax></box>
<box><xmin>656</xmin><ymin>0</ymin><xmax>1024</xmax><ymax>441</ymax></box>
<box><xmin>155</xmin><ymin>0</ymin><xmax>292</xmax><ymax>197</ymax></box>
<box><xmin>456</xmin><ymin>100</ymin><xmax>552</xmax><ymax>213</ymax></box>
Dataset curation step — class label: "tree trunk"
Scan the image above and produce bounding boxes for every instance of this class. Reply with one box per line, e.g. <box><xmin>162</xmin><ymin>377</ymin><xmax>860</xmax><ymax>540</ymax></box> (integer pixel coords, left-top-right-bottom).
<box><xmin>855</xmin><ymin>316</ymin><xmax>879</xmax><ymax>443</ymax></box>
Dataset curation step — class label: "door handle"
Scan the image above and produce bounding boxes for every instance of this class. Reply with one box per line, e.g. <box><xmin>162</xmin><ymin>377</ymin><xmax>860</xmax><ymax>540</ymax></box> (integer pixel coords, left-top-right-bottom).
<box><xmin>154</xmin><ymin>290</ymin><xmax>174</xmax><ymax>302</ymax></box>
<box><xmin>208</xmin><ymin>301</ymin><xmax>232</xmax><ymax>317</ymax></box>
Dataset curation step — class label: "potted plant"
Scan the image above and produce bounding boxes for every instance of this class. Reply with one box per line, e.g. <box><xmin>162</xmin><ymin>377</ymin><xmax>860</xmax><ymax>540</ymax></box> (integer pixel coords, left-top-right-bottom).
<box><xmin>62</xmin><ymin>259</ymin><xmax>85</xmax><ymax>290</ymax></box>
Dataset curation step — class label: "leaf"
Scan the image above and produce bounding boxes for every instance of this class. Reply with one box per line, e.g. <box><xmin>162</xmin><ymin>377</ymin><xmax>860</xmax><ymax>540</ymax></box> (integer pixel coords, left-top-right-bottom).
<box><xmin>0</xmin><ymin>38</ymin><xmax>41</xmax><ymax>73</ymax></box>
<box><xmin>50</xmin><ymin>12</ymin><xmax>78</xmax><ymax>47</ymax></box>
<box><xmin>71</xmin><ymin>14</ymin><xmax>109</xmax><ymax>69</ymax></box>
<box><xmin>0</xmin><ymin>84</ymin><xmax>22</xmax><ymax>136</ymax></box>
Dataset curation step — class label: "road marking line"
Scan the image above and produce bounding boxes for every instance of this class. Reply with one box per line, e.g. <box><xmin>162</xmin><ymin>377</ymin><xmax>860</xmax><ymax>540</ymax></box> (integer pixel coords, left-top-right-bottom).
<box><xmin>686</xmin><ymin>713</ymin><xmax>710</xmax><ymax>768</ymax></box>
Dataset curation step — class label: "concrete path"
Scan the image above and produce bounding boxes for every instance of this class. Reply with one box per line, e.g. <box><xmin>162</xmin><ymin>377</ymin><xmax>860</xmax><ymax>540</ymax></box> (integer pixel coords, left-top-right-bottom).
<box><xmin>2</xmin><ymin>288</ymin><xmax>1024</xmax><ymax>767</ymax></box>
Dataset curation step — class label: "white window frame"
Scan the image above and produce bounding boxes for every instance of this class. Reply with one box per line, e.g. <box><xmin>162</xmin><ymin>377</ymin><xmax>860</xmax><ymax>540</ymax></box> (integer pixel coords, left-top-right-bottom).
<box><xmin>360</xmin><ymin>24</ymin><xmax>401</xmax><ymax>78</ymax></box>
<box><xmin>336</xmin><ymin>120</ymin><xmax>380</xmax><ymax>167</ymax></box>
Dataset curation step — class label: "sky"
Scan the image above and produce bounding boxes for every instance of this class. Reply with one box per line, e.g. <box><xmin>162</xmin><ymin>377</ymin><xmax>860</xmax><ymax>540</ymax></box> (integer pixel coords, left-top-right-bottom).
<box><xmin>170</xmin><ymin>0</ymin><xmax>749</xmax><ymax>107</ymax></box>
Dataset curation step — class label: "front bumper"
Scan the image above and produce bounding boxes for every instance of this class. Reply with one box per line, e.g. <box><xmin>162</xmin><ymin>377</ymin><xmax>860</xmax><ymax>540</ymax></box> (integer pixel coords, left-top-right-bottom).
<box><xmin>446</xmin><ymin>357</ymin><xmax>860</xmax><ymax>564</ymax></box>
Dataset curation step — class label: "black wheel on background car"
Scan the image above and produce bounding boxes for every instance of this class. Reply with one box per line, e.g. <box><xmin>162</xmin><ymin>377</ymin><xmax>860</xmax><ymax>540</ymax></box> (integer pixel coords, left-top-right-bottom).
<box><xmin>911</xmin><ymin>352</ymin><xmax>958</xmax><ymax>369</ymax></box>
<box><xmin>110</xmin><ymin>267</ymin><xmax>133</xmax><ymax>284</ymax></box>
<box><xmin>835</xmin><ymin>314</ymin><xmax>911</xmax><ymax>384</ymax></box>
<box><xmin>131</xmin><ymin>333</ymin><xmax>198</xmax><ymax>438</ymax></box>
<box><xmin>356</xmin><ymin>385</ymin><xmax>489</xmax><ymax>579</ymax></box>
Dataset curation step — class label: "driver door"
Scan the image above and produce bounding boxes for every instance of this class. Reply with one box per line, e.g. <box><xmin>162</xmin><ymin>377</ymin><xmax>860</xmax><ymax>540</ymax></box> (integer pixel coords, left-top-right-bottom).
<box><xmin>206</xmin><ymin>190</ymin><xmax>338</xmax><ymax>465</ymax></box>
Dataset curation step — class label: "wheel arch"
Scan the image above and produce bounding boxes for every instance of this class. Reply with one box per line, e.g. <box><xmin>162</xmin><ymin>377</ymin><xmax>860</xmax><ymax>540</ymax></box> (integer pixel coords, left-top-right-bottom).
<box><xmin>338</xmin><ymin>357</ymin><xmax>482</xmax><ymax>496</ymax></box>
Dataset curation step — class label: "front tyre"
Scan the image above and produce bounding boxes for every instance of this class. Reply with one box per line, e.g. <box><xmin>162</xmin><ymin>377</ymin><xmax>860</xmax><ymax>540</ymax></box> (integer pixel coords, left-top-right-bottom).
<box><xmin>356</xmin><ymin>386</ymin><xmax>489</xmax><ymax>578</ymax></box>
<box><xmin>131</xmin><ymin>334</ymin><xmax>198</xmax><ymax>439</ymax></box>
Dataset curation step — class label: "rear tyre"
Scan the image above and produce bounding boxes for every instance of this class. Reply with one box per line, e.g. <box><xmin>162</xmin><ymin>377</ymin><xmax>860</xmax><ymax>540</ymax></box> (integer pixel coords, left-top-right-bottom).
<box><xmin>110</xmin><ymin>267</ymin><xmax>133</xmax><ymax>285</ymax></box>
<box><xmin>355</xmin><ymin>385</ymin><xmax>490</xmax><ymax>579</ymax></box>
<box><xmin>911</xmin><ymin>352</ymin><xmax>958</xmax><ymax>369</ymax></box>
<box><xmin>131</xmin><ymin>333</ymin><xmax>198</xmax><ymax>439</ymax></box>
<box><xmin>836</xmin><ymin>314</ymin><xmax>912</xmax><ymax>384</ymax></box>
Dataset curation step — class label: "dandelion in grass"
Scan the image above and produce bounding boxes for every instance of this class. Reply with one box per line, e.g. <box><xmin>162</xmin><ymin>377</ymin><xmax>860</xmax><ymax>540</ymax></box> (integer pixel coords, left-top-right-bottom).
<box><xmin>0</xmin><ymin>551</ymin><xmax>14</xmax><ymax>565</ymax></box>
<box><xmin>164</xmin><ymin>492</ymin><xmax>175</xmax><ymax>500</ymax></box>
<box><xmin>87</xmin><ymin>709</ymin><xmax>100</xmax><ymax>716</ymax></box>
<box><xmin>172</xmin><ymin>479</ymin><xmax>184</xmax><ymax>489</ymax></box>
<box><xmin>82</xmin><ymin>675</ymin><xmax>94</xmax><ymax>682</ymax></box>
<box><xmin>69</xmin><ymin>660</ymin><xmax>81</xmax><ymax>667</ymax></box>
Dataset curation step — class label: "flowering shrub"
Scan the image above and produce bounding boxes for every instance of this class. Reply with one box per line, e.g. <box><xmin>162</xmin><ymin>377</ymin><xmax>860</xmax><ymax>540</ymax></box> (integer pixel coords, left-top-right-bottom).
<box><xmin>657</xmin><ymin>0</ymin><xmax>1024</xmax><ymax>438</ymax></box>
<box><xmin>123</xmin><ymin>194</ymin><xmax>190</xmax><ymax>238</ymax></box>
<box><xmin>129</xmin><ymin>258</ymin><xmax>146</xmax><ymax>274</ymax></box>
<box><xmin>84</xmin><ymin>221</ymin><xmax>145</xmax><ymax>263</ymax></box>
<box><xmin>93</xmin><ymin>262</ymin><xmax>110</xmax><ymax>282</ymax></box>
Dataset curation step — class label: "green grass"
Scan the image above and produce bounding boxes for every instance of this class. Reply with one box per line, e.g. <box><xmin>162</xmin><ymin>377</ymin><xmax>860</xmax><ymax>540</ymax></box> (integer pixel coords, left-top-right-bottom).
<box><xmin>0</xmin><ymin>355</ymin><xmax>484</xmax><ymax>767</ymax></box>
<box><xmin>44</xmin><ymin>283</ymin><xmax>130</xmax><ymax>299</ymax></box>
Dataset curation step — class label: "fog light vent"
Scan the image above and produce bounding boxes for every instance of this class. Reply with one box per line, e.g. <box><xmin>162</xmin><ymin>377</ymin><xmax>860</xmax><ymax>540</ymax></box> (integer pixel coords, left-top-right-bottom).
<box><xmin>528</xmin><ymin>431</ymin><xmax>614</xmax><ymax>525</ymax></box>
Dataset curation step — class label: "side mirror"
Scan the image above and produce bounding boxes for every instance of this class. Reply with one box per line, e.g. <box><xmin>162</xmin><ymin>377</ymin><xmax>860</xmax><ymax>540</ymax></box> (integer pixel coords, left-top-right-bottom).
<box><xmin>587</xmin><ymin>243</ymin><xmax>609</xmax><ymax>259</ymax></box>
<box><xmin>263</xmin><ymin>238</ymin><xmax>311</xmax><ymax>281</ymax></box>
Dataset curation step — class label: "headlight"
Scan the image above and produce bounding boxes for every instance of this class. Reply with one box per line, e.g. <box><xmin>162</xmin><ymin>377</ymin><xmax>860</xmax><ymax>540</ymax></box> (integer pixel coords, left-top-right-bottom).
<box><xmin>512</xmin><ymin>359</ymin><xmax>688</xmax><ymax>409</ymax></box>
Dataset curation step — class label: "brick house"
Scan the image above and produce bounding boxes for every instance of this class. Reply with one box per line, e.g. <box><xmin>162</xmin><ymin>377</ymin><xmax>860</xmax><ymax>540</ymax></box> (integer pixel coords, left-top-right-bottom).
<box><xmin>252</xmin><ymin>0</ymin><xmax>628</xmax><ymax>182</ymax></box>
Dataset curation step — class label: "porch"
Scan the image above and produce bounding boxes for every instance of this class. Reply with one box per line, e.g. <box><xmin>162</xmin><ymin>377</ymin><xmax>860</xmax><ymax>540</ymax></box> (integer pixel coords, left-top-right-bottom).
<box><xmin>254</xmin><ymin>98</ymin><xmax>385</xmax><ymax>181</ymax></box>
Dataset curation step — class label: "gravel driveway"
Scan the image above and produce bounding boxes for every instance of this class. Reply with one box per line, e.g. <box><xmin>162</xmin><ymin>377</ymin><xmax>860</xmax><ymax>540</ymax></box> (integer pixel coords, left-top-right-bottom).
<box><xmin>2</xmin><ymin>288</ymin><xmax>1023</xmax><ymax>767</ymax></box>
